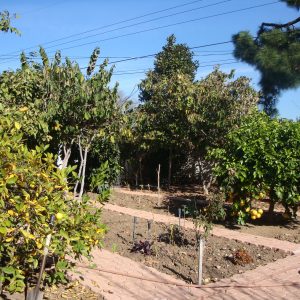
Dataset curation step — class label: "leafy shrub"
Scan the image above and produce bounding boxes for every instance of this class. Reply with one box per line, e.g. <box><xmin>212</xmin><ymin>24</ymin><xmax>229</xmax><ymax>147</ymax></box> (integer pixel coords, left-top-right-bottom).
<box><xmin>130</xmin><ymin>241</ymin><xmax>153</xmax><ymax>255</ymax></box>
<box><xmin>210</xmin><ymin>111</ymin><xmax>300</xmax><ymax>224</ymax></box>
<box><xmin>0</xmin><ymin>109</ymin><xmax>107</xmax><ymax>293</ymax></box>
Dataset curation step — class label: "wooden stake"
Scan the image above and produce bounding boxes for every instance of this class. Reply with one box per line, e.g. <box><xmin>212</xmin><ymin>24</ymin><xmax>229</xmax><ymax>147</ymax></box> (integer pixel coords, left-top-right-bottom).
<box><xmin>178</xmin><ymin>208</ymin><xmax>181</xmax><ymax>229</ymax></box>
<box><xmin>157</xmin><ymin>164</ymin><xmax>161</xmax><ymax>192</ymax></box>
<box><xmin>198</xmin><ymin>237</ymin><xmax>204</xmax><ymax>286</ymax></box>
<box><xmin>132</xmin><ymin>216</ymin><xmax>138</xmax><ymax>243</ymax></box>
<box><xmin>147</xmin><ymin>220</ymin><xmax>152</xmax><ymax>240</ymax></box>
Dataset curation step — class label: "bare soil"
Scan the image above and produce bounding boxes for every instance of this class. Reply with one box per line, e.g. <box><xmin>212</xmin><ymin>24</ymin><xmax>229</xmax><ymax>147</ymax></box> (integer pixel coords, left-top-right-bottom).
<box><xmin>101</xmin><ymin>209</ymin><xmax>287</xmax><ymax>285</ymax></box>
<box><xmin>108</xmin><ymin>190</ymin><xmax>300</xmax><ymax>243</ymax></box>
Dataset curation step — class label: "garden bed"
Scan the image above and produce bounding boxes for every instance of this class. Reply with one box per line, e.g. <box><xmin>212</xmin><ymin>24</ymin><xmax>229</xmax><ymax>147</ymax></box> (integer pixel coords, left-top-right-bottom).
<box><xmin>107</xmin><ymin>190</ymin><xmax>300</xmax><ymax>244</ymax></box>
<box><xmin>101</xmin><ymin>209</ymin><xmax>288</xmax><ymax>285</ymax></box>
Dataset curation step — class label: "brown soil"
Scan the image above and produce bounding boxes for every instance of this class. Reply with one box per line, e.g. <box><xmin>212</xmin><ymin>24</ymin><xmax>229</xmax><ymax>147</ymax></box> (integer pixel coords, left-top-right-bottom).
<box><xmin>101</xmin><ymin>209</ymin><xmax>287</xmax><ymax>285</ymax></box>
<box><xmin>108</xmin><ymin>190</ymin><xmax>300</xmax><ymax>244</ymax></box>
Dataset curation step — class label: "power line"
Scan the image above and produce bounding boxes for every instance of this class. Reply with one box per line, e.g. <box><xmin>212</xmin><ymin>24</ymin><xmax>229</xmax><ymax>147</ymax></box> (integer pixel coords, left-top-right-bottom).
<box><xmin>34</xmin><ymin>0</ymin><xmax>233</xmax><ymax>52</ymax></box>
<box><xmin>0</xmin><ymin>1</ymin><xmax>280</xmax><ymax>68</ymax></box>
<box><xmin>113</xmin><ymin>58</ymin><xmax>237</xmax><ymax>73</ymax></box>
<box><xmin>112</xmin><ymin>61</ymin><xmax>240</xmax><ymax>76</ymax></box>
<box><xmin>45</xmin><ymin>1</ymin><xmax>281</xmax><ymax>54</ymax></box>
<box><xmin>78</xmin><ymin>40</ymin><xmax>231</xmax><ymax>70</ymax></box>
<box><xmin>0</xmin><ymin>0</ymin><xmax>208</xmax><ymax>57</ymax></box>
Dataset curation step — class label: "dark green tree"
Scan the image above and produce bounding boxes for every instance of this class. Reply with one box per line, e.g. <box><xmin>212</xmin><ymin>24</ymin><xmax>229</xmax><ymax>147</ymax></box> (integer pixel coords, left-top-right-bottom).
<box><xmin>232</xmin><ymin>0</ymin><xmax>300</xmax><ymax>115</ymax></box>
<box><xmin>139</xmin><ymin>35</ymin><xmax>199</xmax><ymax>186</ymax></box>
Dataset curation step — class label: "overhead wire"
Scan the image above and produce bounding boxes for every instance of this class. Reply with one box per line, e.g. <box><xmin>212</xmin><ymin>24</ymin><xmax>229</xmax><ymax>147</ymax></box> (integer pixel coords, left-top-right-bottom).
<box><xmin>0</xmin><ymin>0</ymin><xmax>209</xmax><ymax>57</ymax></box>
<box><xmin>44</xmin><ymin>1</ymin><xmax>280</xmax><ymax>54</ymax></box>
<box><xmin>0</xmin><ymin>0</ymin><xmax>280</xmax><ymax>64</ymax></box>
<box><xmin>30</xmin><ymin>0</ymin><xmax>233</xmax><ymax>51</ymax></box>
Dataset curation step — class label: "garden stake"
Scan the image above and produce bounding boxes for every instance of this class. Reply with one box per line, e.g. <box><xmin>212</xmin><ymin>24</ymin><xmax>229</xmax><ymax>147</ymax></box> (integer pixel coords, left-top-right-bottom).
<box><xmin>198</xmin><ymin>237</ymin><xmax>205</xmax><ymax>286</ymax></box>
<box><xmin>157</xmin><ymin>164</ymin><xmax>161</xmax><ymax>206</ymax></box>
<box><xmin>178</xmin><ymin>208</ymin><xmax>181</xmax><ymax>229</ymax></box>
<box><xmin>183</xmin><ymin>205</ymin><xmax>186</xmax><ymax>227</ymax></box>
<box><xmin>147</xmin><ymin>220</ymin><xmax>152</xmax><ymax>240</ymax></box>
<box><xmin>132</xmin><ymin>216</ymin><xmax>138</xmax><ymax>243</ymax></box>
<box><xmin>31</xmin><ymin>215</ymin><xmax>55</xmax><ymax>300</ymax></box>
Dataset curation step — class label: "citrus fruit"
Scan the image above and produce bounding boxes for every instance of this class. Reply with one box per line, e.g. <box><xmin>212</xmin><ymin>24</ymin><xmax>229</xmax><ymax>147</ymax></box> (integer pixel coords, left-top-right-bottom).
<box><xmin>251</xmin><ymin>209</ymin><xmax>258</xmax><ymax>216</ymax></box>
<box><xmin>55</xmin><ymin>212</ymin><xmax>64</xmax><ymax>220</ymax></box>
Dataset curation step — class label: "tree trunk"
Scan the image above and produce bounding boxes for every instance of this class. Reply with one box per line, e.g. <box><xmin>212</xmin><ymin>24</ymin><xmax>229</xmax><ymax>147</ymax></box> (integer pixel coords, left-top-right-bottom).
<box><xmin>78</xmin><ymin>146</ymin><xmax>89</xmax><ymax>200</ymax></box>
<box><xmin>139</xmin><ymin>156</ymin><xmax>143</xmax><ymax>186</ymax></box>
<box><xmin>168</xmin><ymin>146</ymin><xmax>173</xmax><ymax>188</ymax></box>
<box><xmin>73</xmin><ymin>141</ymin><xmax>84</xmax><ymax>198</ymax></box>
<box><xmin>268</xmin><ymin>201</ymin><xmax>275</xmax><ymax>214</ymax></box>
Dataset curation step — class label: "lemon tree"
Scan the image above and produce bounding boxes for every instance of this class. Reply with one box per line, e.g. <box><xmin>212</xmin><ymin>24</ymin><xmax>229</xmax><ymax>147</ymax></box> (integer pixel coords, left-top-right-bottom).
<box><xmin>210</xmin><ymin>110</ymin><xmax>300</xmax><ymax>224</ymax></box>
<box><xmin>0</xmin><ymin>108</ymin><xmax>107</xmax><ymax>293</ymax></box>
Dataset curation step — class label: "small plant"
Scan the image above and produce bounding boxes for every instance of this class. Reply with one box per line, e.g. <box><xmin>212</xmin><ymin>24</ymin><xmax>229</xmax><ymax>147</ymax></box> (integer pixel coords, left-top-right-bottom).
<box><xmin>111</xmin><ymin>243</ymin><xmax>118</xmax><ymax>253</ymax></box>
<box><xmin>158</xmin><ymin>225</ymin><xmax>187</xmax><ymax>246</ymax></box>
<box><xmin>130</xmin><ymin>241</ymin><xmax>153</xmax><ymax>255</ymax></box>
<box><xmin>188</xmin><ymin>193</ymin><xmax>226</xmax><ymax>285</ymax></box>
<box><xmin>189</xmin><ymin>193</ymin><xmax>226</xmax><ymax>237</ymax></box>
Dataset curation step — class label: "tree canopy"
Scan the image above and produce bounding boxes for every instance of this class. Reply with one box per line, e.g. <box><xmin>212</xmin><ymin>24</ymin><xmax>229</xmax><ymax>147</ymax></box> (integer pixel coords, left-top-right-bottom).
<box><xmin>232</xmin><ymin>0</ymin><xmax>300</xmax><ymax>115</ymax></box>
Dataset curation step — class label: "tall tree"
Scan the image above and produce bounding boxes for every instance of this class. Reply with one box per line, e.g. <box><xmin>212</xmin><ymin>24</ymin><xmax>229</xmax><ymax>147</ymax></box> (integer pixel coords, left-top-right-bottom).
<box><xmin>187</xmin><ymin>69</ymin><xmax>259</xmax><ymax>193</ymax></box>
<box><xmin>232</xmin><ymin>0</ymin><xmax>300</xmax><ymax>115</ymax></box>
<box><xmin>139</xmin><ymin>34</ymin><xmax>199</xmax><ymax>186</ymax></box>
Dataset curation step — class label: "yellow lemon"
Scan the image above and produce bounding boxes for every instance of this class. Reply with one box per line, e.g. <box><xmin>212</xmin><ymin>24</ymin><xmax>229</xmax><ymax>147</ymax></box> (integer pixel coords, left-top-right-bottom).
<box><xmin>256</xmin><ymin>213</ymin><xmax>262</xmax><ymax>219</ymax></box>
<box><xmin>245</xmin><ymin>207</ymin><xmax>250</xmax><ymax>213</ymax></box>
<box><xmin>251</xmin><ymin>210</ymin><xmax>258</xmax><ymax>216</ymax></box>
<box><xmin>251</xmin><ymin>215</ymin><xmax>257</xmax><ymax>220</ymax></box>
<box><xmin>36</xmin><ymin>242</ymin><xmax>43</xmax><ymax>249</ymax></box>
<box><xmin>8</xmin><ymin>210</ymin><xmax>14</xmax><ymax>216</ymax></box>
<box><xmin>258</xmin><ymin>209</ymin><xmax>263</xmax><ymax>215</ymax></box>
<box><xmin>19</xmin><ymin>107</ymin><xmax>28</xmax><ymax>112</ymax></box>
<box><xmin>55</xmin><ymin>212</ymin><xmax>64</xmax><ymax>220</ymax></box>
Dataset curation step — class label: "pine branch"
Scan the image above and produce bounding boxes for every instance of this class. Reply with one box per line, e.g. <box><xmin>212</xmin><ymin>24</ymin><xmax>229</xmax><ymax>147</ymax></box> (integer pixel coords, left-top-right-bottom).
<box><xmin>260</xmin><ymin>16</ymin><xmax>300</xmax><ymax>32</ymax></box>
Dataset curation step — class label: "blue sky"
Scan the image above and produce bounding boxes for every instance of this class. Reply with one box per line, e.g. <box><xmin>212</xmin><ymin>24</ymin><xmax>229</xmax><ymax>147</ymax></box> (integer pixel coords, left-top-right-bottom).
<box><xmin>1</xmin><ymin>0</ymin><xmax>299</xmax><ymax>119</ymax></box>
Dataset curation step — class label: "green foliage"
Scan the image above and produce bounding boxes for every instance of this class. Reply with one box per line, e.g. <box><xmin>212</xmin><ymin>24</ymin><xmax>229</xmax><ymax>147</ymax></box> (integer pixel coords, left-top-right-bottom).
<box><xmin>0</xmin><ymin>47</ymin><xmax>125</xmax><ymax>194</ymax></box>
<box><xmin>188</xmin><ymin>194</ymin><xmax>226</xmax><ymax>238</ymax></box>
<box><xmin>233</xmin><ymin>1</ymin><xmax>300</xmax><ymax>115</ymax></box>
<box><xmin>154</xmin><ymin>34</ymin><xmax>199</xmax><ymax>80</ymax></box>
<box><xmin>0</xmin><ymin>109</ymin><xmax>108</xmax><ymax>293</ymax></box>
<box><xmin>0</xmin><ymin>11</ymin><xmax>20</xmax><ymax>35</ymax></box>
<box><xmin>209</xmin><ymin>110</ymin><xmax>300</xmax><ymax>223</ymax></box>
<box><xmin>139</xmin><ymin>34</ymin><xmax>198</xmax><ymax>103</ymax></box>
<box><xmin>189</xmin><ymin>69</ymin><xmax>258</xmax><ymax>150</ymax></box>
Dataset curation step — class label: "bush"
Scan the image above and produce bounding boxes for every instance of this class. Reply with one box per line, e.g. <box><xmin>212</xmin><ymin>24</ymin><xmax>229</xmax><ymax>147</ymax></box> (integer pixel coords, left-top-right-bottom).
<box><xmin>0</xmin><ymin>109</ymin><xmax>107</xmax><ymax>293</ymax></box>
<box><xmin>209</xmin><ymin>111</ymin><xmax>300</xmax><ymax>224</ymax></box>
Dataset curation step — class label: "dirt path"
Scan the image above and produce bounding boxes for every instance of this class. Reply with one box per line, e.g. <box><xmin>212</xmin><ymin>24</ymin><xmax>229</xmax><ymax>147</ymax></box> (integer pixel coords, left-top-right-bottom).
<box><xmin>103</xmin><ymin>203</ymin><xmax>300</xmax><ymax>254</ymax></box>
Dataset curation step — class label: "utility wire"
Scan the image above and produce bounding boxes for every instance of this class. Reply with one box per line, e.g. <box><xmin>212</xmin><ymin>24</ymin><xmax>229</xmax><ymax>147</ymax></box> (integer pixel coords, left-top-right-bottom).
<box><xmin>0</xmin><ymin>0</ymin><xmax>279</xmax><ymax>68</ymax></box>
<box><xmin>0</xmin><ymin>0</ymin><xmax>208</xmax><ymax>57</ymax></box>
<box><xmin>44</xmin><ymin>1</ymin><xmax>280</xmax><ymax>54</ymax></box>
<box><xmin>33</xmin><ymin>0</ymin><xmax>233</xmax><ymax>52</ymax></box>
<box><xmin>112</xmin><ymin>61</ymin><xmax>240</xmax><ymax>76</ymax></box>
